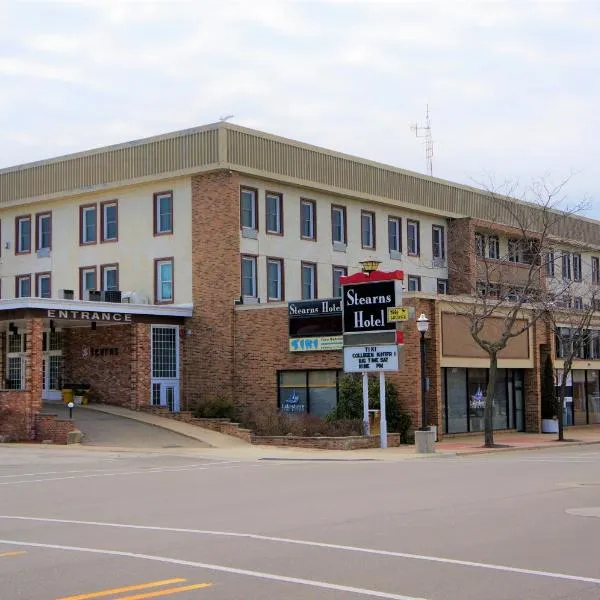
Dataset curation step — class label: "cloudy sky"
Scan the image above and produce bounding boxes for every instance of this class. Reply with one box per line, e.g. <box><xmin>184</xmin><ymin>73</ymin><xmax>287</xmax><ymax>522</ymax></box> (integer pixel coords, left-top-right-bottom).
<box><xmin>1</xmin><ymin>1</ymin><xmax>598</xmax><ymax>214</ymax></box>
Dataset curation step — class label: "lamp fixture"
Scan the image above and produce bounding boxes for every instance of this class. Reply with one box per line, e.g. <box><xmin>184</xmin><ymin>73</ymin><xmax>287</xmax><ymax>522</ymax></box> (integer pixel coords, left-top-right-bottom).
<box><xmin>416</xmin><ymin>313</ymin><xmax>429</xmax><ymax>334</ymax></box>
<box><xmin>359</xmin><ymin>260</ymin><xmax>381</xmax><ymax>274</ymax></box>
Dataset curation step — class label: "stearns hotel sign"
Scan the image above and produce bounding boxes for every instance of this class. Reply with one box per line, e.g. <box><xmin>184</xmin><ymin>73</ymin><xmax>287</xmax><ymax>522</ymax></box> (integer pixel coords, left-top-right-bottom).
<box><xmin>46</xmin><ymin>309</ymin><xmax>132</xmax><ymax>322</ymax></box>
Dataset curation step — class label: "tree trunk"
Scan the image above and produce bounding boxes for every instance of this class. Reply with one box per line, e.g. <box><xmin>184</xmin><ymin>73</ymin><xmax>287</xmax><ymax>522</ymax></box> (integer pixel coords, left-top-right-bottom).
<box><xmin>484</xmin><ymin>352</ymin><xmax>498</xmax><ymax>448</ymax></box>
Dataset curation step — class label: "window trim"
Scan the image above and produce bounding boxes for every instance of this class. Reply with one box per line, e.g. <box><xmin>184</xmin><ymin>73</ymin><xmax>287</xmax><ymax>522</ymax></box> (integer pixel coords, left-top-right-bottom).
<box><xmin>35</xmin><ymin>272</ymin><xmax>52</xmax><ymax>298</ymax></box>
<box><xmin>240</xmin><ymin>186</ymin><xmax>259</xmax><ymax>231</ymax></box>
<box><xmin>300</xmin><ymin>198</ymin><xmax>317</xmax><ymax>241</ymax></box>
<box><xmin>437</xmin><ymin>278</ymin><xmax>448</xmax><ymax>294</ymax></box>
<box><xmin>388</xmin><ymin>216</ymin><xmax>402</xmax><ymax>253</ymax></box>
<box><xmin>573</xmin><ymin>252</ymin><xmax>582</xmax><ymax>282</ymax></box>
<box><xmin>79</xmin><ymin>203</ymin><xmax>98</xmax><ymax>246</ymax></box>
<box><xmin>100</xmin><ymin>263</ymin><xmax>120</xmax><ymax>292</ymax></box>
<box><xmin>154</xmin><ymin>257</ymin><xmax>175</xmax><ymax>305</ymax></box>
<box><xmin>361</xmin><ymin>210</ymin><xmax>376</xmax><ymax>250</ymax></box>
<box><xmin>153</xmin><ymin>191</ymin><xmax>174</xmax><ymax>236</ymax></box>
<box><xmin>15</xmin><ymin>274</ymin><xmax>32</xmax><ymax>298</ymax></box>
<box><xmin>407</xmin><ymin>219</ymin><xmax>420</xmax><ymax>257</ymax></box>
<box><xmin>562</xmin><ymin>251</ymin><xmax>572</xmax><ymax>280</ymax></box>
<box><xmin>265</xmin><ymin>191</ymin><xmax>283</xmax><ymax>236</ymax></box>
<box><xmin>332</xmin><ymin>265</ymin><xmax>347</xmax><ymax>298</ymax></box>
<box><xmin>241</xmin><ymin>254</ymin><xmax>258</xmax><ymax>299</ymax></box>
<box><xmin>407</xmin><ymin>274</ymin><xmax>421</xmax><ymax>292</ymax></box>
<box><xmin>488</xmin><ymin>235</ymin><xmax>500</xmax><ymax>260</ymax></box>
<box><xmin>432</xmin><ymin>224</ymin><xmax>445</xmax><ymax>260</ymax></box>
<box><xmin>35</xmin><ymin>211</ymin><xmax>52</xmax><ymax>251</ymax></box>
<box><xmin>266</xmin><ymin>256</ymin><xmax>285</xmax><ymax>302</ymax></box>
<box><xmin>331</xmin><ymin>204</ymin><xmax>347</xmax><ymax>245</ymax></box>
<box><xmin>79</xmin><ymin>265</ymin><xmax>98</xmax><ymax>300</ymax></box>
<box><xmin>100</xmin><ymin>200</ymin><xmax>119</xmax><ymax>243</ymax></box>
<box><xmin>592</xmin><ymin>256</ymin><xmax>600</xmax><ymax>284</ymax></box>
<box><xmin>301</xmin><ymin>261</ymin><xmax>318</xmax><ymax>300</ymax></box>
<box><xmin>15</xmin><ymin>214</ymin><xmax>32</xmax><ymax>255</ymax></box>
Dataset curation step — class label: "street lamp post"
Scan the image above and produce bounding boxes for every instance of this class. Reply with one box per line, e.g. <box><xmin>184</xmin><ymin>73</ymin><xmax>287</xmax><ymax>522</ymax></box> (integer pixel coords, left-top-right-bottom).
<box><xmin>416</xmin><ymin>313</ymin><xmax>429</xmax><ymax>431</ymax></box>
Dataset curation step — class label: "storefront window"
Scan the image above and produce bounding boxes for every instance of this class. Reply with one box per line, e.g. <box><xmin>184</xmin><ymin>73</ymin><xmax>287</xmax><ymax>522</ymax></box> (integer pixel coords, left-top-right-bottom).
<box><xmin>278</xmin><ymin>371</ymin><xmax>308</xmax><ymax>414</ymax></box>
<box><xmin>446</xmin><ymin>368</ymin><xmax>467</xmax><ymax>433</ymax></box>
<box><xmin>573</xmin><ymin>370</ymin><xmax>587</xmax><ymax>425</ymax></box>
<box><xmin>493</xmin><ymin>369</ymin><xmax>509</xmax><ymax>429</ymax></box>
<box><xmin>278</xmin><ymin>370</ymin><xmax>340</xmax><ymax>416</ymax></box>
<box><xmin>586</xmin><ymin>371</ymin><xmax>600</xmax><ymax>424</ymax></box>
<box><xmin>308</xmin><ymin>371</ymin><xmax>338</xmax><ymax>417</ymax></box>
<box><xmin>468</xmin><ymin>369</ymin><xmax>487</xmax><ymax>433</ymax></box>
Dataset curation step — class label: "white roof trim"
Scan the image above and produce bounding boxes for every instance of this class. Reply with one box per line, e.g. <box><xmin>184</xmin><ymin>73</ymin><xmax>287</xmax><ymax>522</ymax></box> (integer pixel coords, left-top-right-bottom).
<box><xmin>0</xmin><ymin>298</ymin><xmax>193</xmax><ymax>318</ymax></box>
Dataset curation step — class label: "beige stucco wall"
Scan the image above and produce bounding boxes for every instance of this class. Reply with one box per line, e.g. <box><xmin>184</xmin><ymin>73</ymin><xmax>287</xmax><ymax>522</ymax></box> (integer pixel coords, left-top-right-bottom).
<box><xmin>0</xmin><ymin>177</ymin><xmax>192</xmax><ymax>303</ymax></box>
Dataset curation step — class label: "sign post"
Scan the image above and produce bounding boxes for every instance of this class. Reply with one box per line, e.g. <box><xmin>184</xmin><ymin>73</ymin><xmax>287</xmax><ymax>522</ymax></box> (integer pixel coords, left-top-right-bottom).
<box><xmin>362</xmin><ymin>372</ymin><xmax>370</xmax><ymax>436</ymax></box>
<box><xmin>379</xmin><ymin>371</ymin><xmax>387</xmax><ymax>449</ymax></box>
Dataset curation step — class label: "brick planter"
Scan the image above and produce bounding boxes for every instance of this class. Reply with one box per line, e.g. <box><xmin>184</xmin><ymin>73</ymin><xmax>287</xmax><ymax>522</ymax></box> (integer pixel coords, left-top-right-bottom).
<box><xmin>252</xmin><ymin>433</ymin><xmax>401</xmax><ymax>450</ymax></box>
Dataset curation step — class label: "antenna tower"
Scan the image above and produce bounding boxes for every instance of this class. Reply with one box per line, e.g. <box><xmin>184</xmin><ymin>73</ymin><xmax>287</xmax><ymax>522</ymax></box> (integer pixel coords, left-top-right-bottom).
<box><xmin>410</xmin><ymin>105</ymin><xmax>433</xmax><ymax>176</ymax></box>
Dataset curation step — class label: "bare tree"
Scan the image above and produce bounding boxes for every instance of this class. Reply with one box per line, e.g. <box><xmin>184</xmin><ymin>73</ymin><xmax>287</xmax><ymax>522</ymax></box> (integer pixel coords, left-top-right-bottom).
<box><xmin>447</xmin><ymin>177</ymin><xmax>582</xmax><ymax>447</ymax></box>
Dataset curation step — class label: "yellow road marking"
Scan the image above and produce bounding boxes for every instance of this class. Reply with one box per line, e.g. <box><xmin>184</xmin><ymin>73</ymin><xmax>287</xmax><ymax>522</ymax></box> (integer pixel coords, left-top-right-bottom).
<box><xmin>56</xmin><ymin>578</ymin><xmax>187</xmax><ymax>600</ymax></box>
<box><xmin>116</xmin><ymin>583</ymin><xmax>213</xmax><ymax>600</ymax></box>
<box><xmin>0</xmin><ymin>550</ymin><xmax>27</xmax><ymax>558</ymax></box>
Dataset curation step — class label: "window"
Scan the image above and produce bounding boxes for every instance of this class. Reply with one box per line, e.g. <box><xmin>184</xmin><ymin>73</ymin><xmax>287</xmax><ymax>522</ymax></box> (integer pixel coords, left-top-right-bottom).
<box><xmin>240</xmin><ymin>187</ymin><xmax>258</xmax><ymax>230</ymax></box>
<box><xmin>155</xmin><ymin>258</ymin><xmax>174</xmax><ymax>303</ymax></box>
<box><xmin>562</xmin><ymin>251</ymin><xmax>572</xmax><ymax>280</ymax></box>
<box><xmin>101</xmin><ymin>264</ymin><xmax>119</xmax><ymax>292</ymax></box>
<box><xmin>154</xmin><ymin>191</ymin><xmax>173</xmax><ymax>235</ymax></box>
<box><xmin>488</xmin><ymin>236</ymin><xmax>500</xmax><ymax>260</ymax></box>
<box><xmin>266</xmin><ymin>192</ymin><xmax>283</xmax><ymax>235</ymax></box>
<box><xmin>574</xmin><ymin>297</ymin><xmax>584</xmax><ymax>310</ymax></box>
<box><xmin>80</xmin><ymin>204</ymin><xmax>97</xmax><ymax>244</ymax></box>
<box><xmin>573</xmin><ymin>253</ymin><xmax>582</xmax><ymax>281</ymax></box>
<box><xmin>266</xmin><ymin>258</ymin><xmax>284</xmax><ymax>301</ymax></box>
<box><xmin>593</xmin><ymin>257</ymin><xmax>600</xmax><ymax>284</ymax></box>
<box><xmin>546</xmin><ymin>250</ymin><xmax>555</xmax><ymax>277</ymax></box>
<box><xmin>332</xmin><ymin>266</ymin><xmax>347</xmax><ymax>298</ymax></box>
<box><xmin>508</xmin><ymin>239</ymin><xmax>521</xmax><ymax>263</ymax></box>
<box><xmin>388</xmin><ymin>217</ymin><xmax>401</xmax><ymax>254</ymax></box>
<box><xmin>36</xmin><ymin>212</ymin><xmax>52</xmax><ymax>251</ymax></box>
<box><xmin>331</xmin><ymin>205</ymin><xmax>346</xmax><ymax>245</ymax></box>
<box><xmin>35</xmin><ymin>273</ymin><xmax>51</xmax><ymax>298</ymax></box>
<box><xmin>79</xmin><ymin>266</ymin><xmax>97</xmax><ymax>299</ymax></box>
<box><xmin>432</xmin><ymin>225</ymin><xmax>445</xmax><ymax>261</ymax></box>
<box><xmin>152</xmin><ymin>326</ymin><xmax>178</xmax><ymax>379</ymax></box>
<box><xmin>407</xmin><ymin>220</ymin><xmax>420</xmax><ymax>256</ymax></box>
<box><xmin>437</xmin><ymin>279</ymin><xmax>448</xmax><ymax>294</ymax></box>
<box><xmin>241</xmin><ymin>255</ymin><xmax>257</xmax><ymax>298</ymax></box>
<box><xmin>15</xmin><ymin>275</ymin><xmax>31</xmax><ymax>298</ymax></box>
<box><xmin>475</xmin><ymin>233</ymin><xmax>485</xmax><ymax>257</ymax></box>
<box><xmin>278</xmin><ymin>370</ymin><xmax>341</xmax><ymax>417</ymax></box>
<box><xmin>300</xmin><ymin>199</ymin><xmax>316</xmax><ymax>240</ymax></box>
<box><xmin>15</xmin><ymin>215</ymin><xmax>31</xmax><ymax>254</ymax></box>
<box><xmin>101</xmin><ymin>201</ymin><xmax>118</xmax><ymax>242</ymax></box>
<box><xmin>6</xmin><ymin>333</ymin><xmax>25</xmax><ymax>390</ymax></box>
<box><xmin>301</xmin><ymin>262</ymin><xmax>317</xmax><ymax>299</ymax></box>
<box><xmin>361</xmin><ymin>210</ymin><xmax>375</xmax><ymax>249</ymax></box>
<box><xmin>407</xmin><ymin>275</ymin><xmax>421</xmax><ymax>292</ymax></box>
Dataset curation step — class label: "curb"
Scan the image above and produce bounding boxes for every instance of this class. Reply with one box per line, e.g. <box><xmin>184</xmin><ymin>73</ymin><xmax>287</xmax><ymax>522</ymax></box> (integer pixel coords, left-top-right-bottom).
<box><xmin>447</xmin><ymin>439</ymin><xmax>600</xmax><ymax>457</ymax></box>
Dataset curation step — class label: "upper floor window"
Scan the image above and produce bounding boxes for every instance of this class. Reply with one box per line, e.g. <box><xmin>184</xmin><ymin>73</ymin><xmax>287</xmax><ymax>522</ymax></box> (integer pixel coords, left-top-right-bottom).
<box><xmin>573</xmin><ymin>253</ymin><xmax>582</xmax><ymax>281</ymax></box>
<box><xmin>574</xmin><ymin>297</ymin><xmax>584</xmax><ymax>310</ymax></box>
<box><xmin>562</xmin><ymin>251</ymin><xmax>572</xmax><ymax>280</ymax></box>
<box><xmin>331</xmin><ymin>205</ymin><xmax>346</xmax><ymax>245</ymax></box>
<box><xmin>101</xmin><ymin>264</ymin><xmax>119</xmax><ymax>292</ymax></box>
<box><xmin>300</xmin><ymin>199</ymin><xmax>316</xmax><ymax>240</ymax></box>
<box><xmin>241</xmin><ymin>255</ymin><xmax>257</xmax><ymax>298</ymax></box>
<box><xmin>155</xmin><ymin>258</ymin><xmax>174</xmax><ymax>303</ymax></box>
<box><xmin>267</xmin><ymin>258</ymin><xmax>284</xmax><ymax>301</ymax></box>
<box><xmin>101</xmin><ymin>201</ymin><xmax>118</xmax><ymax>242</ymax></box>
<box><xmin>266</xmin><ymin>192</ymin><xmax>283</xmax><ymax>235</ymax></box>
<box><xmin>79</xmin><ymin>266</ymin><xmax>97</xmax><ymax>300</ymax></box>
<box><xmin>301</xmin><ymin>262</ymin><xmax>317</xmax><ymax>299</ymax></box>
<box><xmin>488</xmin><ymin>236</ymin><xmax>500</xmax><ymax>260</ymax></box>
<box><xmin>361</xmin><ymin>210</ymin><xmax>375</xmax><ymax>249</ymax></box>
<box><xmin>407</xmin><ymin>275</ymin><xmax>421</xmax><ymax>292</ymax></box>
<box><xmin>80</xmin><ymin>205</ymin><xmax>97</xmax><ymax>245</ymax></box>
<box><xmin>154</xmin><ymin>192</ymin><xmax>173</xmax><ymax>235</ymax></box>
<box><xmin>592</xmin><ymin>256</ymin><xmax>600</xmax><ymax>284</ymax></box>
<box><xmin>35</xmin><ymin>273</ymin><xmax>51</xmax><ymax>298</ymax></box>
<box><xmin>36</xmin><ymin>212</ymin><xmax>52</xmax><ymax>251</ymax></box>
<box><xmin>508</xmin><ymin>239</ymin><xmax>521</xmax><ymax>263</ymax></box>
<box><xmin>475</xmin><ymin>232</ymin><xmax>485</xmax><ymax>257</ymax></box>
<box><xmin>15</xmin><ymin>215</ymin><xmax>31</xmax><ymax>254</ymax></box>
<box><xmin>437</xmin><ymin>278</ymin><xmax>448</xmax><ymax>294</ymax></box>
<box><xmin>388</xmin><ymin>217</ymin><xmax>401</xmax><ymax>254</ymax></box>
<box><xmin>240</xmin><ymin>187</ymin><xmax>258</xmax><ymax>230</ymax></box>
<box><xmin>407</xmin><ymin>220</ymin><xmax>420</xmax><ymax>256</ymax></box>
<box><xmin>332</xmin><ymin>266</ymin><xmax>347</xmax><ymax>298</ymax></box>
<box><xmin>432</xmin><ymin>225</ymin><xmax>445</xmax><ymax>261</ymax></box>
<box><xmin>15</xmin><ymin>274</ymin><xmax>31</xmax><ymax>298</ymax></box>
<box><xmin>546</xmin><ymin>250</ymin><xmax>555</xmax><ymax>277</ymax></box>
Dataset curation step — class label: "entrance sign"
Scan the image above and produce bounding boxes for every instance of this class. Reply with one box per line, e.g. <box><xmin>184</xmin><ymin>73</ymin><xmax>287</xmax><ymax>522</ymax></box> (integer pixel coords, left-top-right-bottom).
<box><xmin>47</xmin><ymin>309</ymin><xmax>132</xmax><ymax>323</ymax></box>
<box><xmin>387</xmin><ymin>307</ymin><xmax>409</xmax><ymax>322</ymax></box>
<box><xmin>342</xmin><ymin>281</ymin><xmax>396</xmax><ymax>333</ymax></box>
<box><xmin>343</xmin><ymin>345</ymin><xmax>399</xmax><ymax>372</ymax></box>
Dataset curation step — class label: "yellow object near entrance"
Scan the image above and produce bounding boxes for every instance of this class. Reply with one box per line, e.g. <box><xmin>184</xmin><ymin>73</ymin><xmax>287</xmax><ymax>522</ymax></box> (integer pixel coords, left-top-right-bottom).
<box><xmin>62</xmin><ymin>388</ymin><xmax>74</xmax><ymax>404</ymax></box>
<box><xmin>387</xmin><ymin>307</ymin><xmax>409</xmax><ymax>322</ymax></box>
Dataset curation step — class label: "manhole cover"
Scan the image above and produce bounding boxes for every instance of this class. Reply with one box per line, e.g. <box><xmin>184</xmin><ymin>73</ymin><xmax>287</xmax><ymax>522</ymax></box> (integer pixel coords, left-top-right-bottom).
<box><xmin>566</xmin><ymin>507</ymin><xmax>600</xmax><ymax>518</ymax></box>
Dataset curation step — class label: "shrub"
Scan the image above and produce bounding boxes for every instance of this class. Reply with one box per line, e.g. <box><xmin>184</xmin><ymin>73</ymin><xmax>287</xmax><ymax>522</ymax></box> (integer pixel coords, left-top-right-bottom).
<box><xmin>193</xmin><ymin>396</ymin><xmax>239</xmax><ymax>421</ymax></box>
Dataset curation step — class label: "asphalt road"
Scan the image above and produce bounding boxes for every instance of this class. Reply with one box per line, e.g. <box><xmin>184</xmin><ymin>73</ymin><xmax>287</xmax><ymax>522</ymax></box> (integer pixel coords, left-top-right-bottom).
<box><xmin>1</xmin><ymin>444</ymin><xmax>600</xmax><ymax>599</ymax></box>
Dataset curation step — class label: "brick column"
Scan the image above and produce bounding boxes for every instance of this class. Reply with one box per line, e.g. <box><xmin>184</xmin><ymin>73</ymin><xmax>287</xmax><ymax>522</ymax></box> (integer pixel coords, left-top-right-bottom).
<box><xmin>523</xmin><ymin>318</ymin><xmax>550</xmax><ymax>432</ymax></box>
<box><xmin>448</xmin><ymin>218</ymin><xmax>475</xmax><ymax>295</ymax></box>
<box><xmin>130</xmin><ymin>323</ymin><xmax>151</xmax><ymax>410</ymax></box>
<box><xmin>24</xmin><ymin>318</ymin><xmax>43</xmax><ymax>439</ymax></box>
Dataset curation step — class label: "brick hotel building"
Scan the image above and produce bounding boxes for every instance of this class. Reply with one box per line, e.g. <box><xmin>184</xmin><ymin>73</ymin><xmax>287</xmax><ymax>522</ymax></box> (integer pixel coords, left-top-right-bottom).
<box><xmin>1</xmin><ymin>121</ymin><xmax>600</xmax><ymax>440</ymax></box>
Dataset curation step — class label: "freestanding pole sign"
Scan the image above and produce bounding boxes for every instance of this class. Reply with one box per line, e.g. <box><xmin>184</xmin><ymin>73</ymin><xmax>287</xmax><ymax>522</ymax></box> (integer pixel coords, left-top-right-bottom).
<box><xmin>340</xmin><ymin>266</ymin><xmax>404</xmax><ymax>449</ymax></box>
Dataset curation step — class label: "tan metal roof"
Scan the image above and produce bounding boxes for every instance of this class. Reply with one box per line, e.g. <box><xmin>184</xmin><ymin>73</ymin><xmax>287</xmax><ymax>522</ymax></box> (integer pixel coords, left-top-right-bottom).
<box><xmin>1</xmin><ymin>122</ymin><xmax>598</xmax><ymax>246</ymax></box>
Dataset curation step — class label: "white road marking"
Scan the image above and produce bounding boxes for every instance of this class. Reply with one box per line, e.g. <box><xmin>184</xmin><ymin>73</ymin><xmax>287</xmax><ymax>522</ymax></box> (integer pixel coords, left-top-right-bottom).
<box><xmin>1</xmin><ymin>516</ymin><xmax>599</xmax><ymax>585</ymax></box>
<box><xmin>0</xmin><ymin>539</ymin><xmax>425</xmax><ymax>600</ymax></box>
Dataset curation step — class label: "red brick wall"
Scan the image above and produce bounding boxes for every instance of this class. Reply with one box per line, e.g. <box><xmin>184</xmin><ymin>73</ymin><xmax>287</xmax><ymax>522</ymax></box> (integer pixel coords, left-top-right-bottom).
<box><xmin>524</xmin><ymin>318</ymin><xmax>551</xmax><ymax>432</ymax></box>
<box><xmin>0</xmin><ymin>391</ymin><xmax>35</xmax><ymax>440</ymax></box>
<box><xmin>35</xmin><ymin>414</ymin><xmax>78</xmax><ymax>444</ymax></box>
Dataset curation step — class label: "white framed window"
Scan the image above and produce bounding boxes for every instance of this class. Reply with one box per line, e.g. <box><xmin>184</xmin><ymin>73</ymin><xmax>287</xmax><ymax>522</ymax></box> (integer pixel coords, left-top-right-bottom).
<box><xmin>241</xmin><ymin>255</ymin><xmax>257</xmax><ymax>298</ymax></box>
<box><xmin>432</xmin><ymin>225</ymin><xmax>445</xmax><ymax>260</ymax></box>
<box><xmin>388</xmin><ymin>217</ymin><xmax>401</xmax><ymax>253</ymax></box>
<box><xmin>151</xmin><ymin>325</ymin><xmax>179</xmax><ymax>379</ymax></box>
<box><xmin>80</xmin><ymin>205</ymin><xmax>97</xmax><ymax>244</ymax></box>
<box><xmin>407</xmin><ymin>220</ymin><xmax>420</xmax><ymax>256</ymax></box>
<box><xmin>16</xmin><ymin>275</ymin><xmax>31</xmax><ymax>298</ymax></box>
<box><xmin>488</xmin><ymin>235</ymin><xmax>500</xmax><ymax>260</ymax></box>
<box><xmin>300</xmin><ymin>199</ymin><xmax>316</xmax><ymax>240</ymax></box>
<box><xmin>574</xmin><ymin>297</ymin><xmax>584</xmax><ymax>310</ymax></box>
<box><xmin>6</xmin><ymin>332</ymin><xmax>25</xmax><ymax>390</ymax></box>
<box><xmin>101</xmin><ymin>201</ymin><xmax>118</xmax><ymax>241</ymax></box>
<box><xmin>437</xmin><ymin>278</ymin><xmax>448</xmax><ymax>294</ymax></box>
<box><xmin>331</xmin><ymin>205</ymin><xmax>346</xmax><ymax>244</ymax></box>
<box><xmin>16</xmin><ymin>216</ymin><xmax>31</xmax><ymax>254</ymax></box>
<box><xmin>562</xmin><ymin>251</ymin><xmax>572</xmax><ymax>280</ymax></box>
<box><xmin>573</xmin><ymin>253</ymin><xmax>582</xmax><ymax>281</ymax></box>
<box><xmin>154</xmin><ymin>192</ymin><xmax>173</xmax><ymax>235</ymax></box>
<box><xmin>36</xmin><ymin>273</ymin><xmax>51</xmax><ymax>298</ymax></box>
<box><xmin>508</xmin><ymin>239</ymin><xmax>521</xmax><ymax>263</ymax></box>
<box><xmin>475</xmin><ymin>232</ymin><xmax>485</xmax><ymax>257</ymax></box>
<box><xmin>407</xmin><ymin>275</ymin><xmax>421</xmax><ymax>292</ymax></box>
<box><xmin>155</xmin><ymin>258</ymin><xmax>174</xmax><ymax>303</ymax></box>
<box><xmin>592</xmin><ymin>256</ymin><xmax>599</xmax><ymax>284</ymax></box>
<box><xmin>267</xmin><ymin>258</ymin><xmax>283</xmax><ymax>301</ymax></box>
<box><xmin>546</xmin><ymin>250</ymin><xmax>555</xmax><ymax>277</ymax></box>
<box><xmin>266</xmin><ymin>192</ymin><xmax>283</xmax><ymax>234</ymax></box>
<box><xmin>36</xmin><ymin>212</ymin><xmax>52</xmax><ymax>251</ymax></box>
<box><xmin>361</xmin><ymin>211</ymin><xmax>375</xmax><ymax>249</ymax></box>
<box><xmin>80</xmin><ymin>267</ymin><xmax>97</xmax><ymax>299</ymax></box>
<box><xmin>301</xmin><ymin>262</ymin><xmax>317</xmax><ymax>299</ymax></box>
<box><xmin>101</xmin><ymin>265</ymin><xmax>119</xmax><ymax>291</ymax></box>
<box><xmin>332</xmin><ymin>266</ymin><xmax>347</xmax><ymax>298</ymax></box>
<box><xmin>240</xmin><ymin>187</ymin><xmax>258</xmax><ymax>230</ymax></box>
